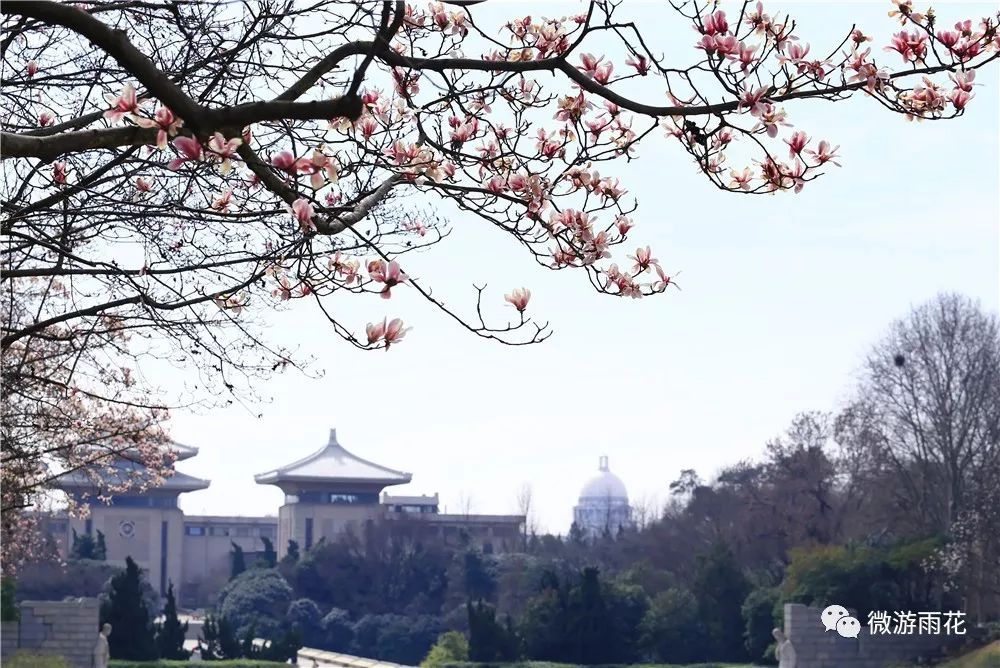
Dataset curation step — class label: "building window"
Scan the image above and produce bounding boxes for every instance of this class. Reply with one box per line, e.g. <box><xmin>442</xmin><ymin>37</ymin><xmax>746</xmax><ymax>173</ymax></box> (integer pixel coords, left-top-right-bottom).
<box><xmin>305</xmin><ymin>518</ymin><xmax>313</xmax><ymax>550</ymax></box>
<box><xmin>47</xmin><ymin>521</ymin><xmax>68</xmax><ymax>535</ymax></box>
<box><xmin>260</xmin><ymin>527</ymin><xmax>276</xmax><ymax>539</ymax></box>
<box><xmin>297</xmin><ymin>491</ymin><xmax>379</xmax><ymax>505</ymax></box>
<box><xmin>209</xmin><ymin>526</ymin><xmax>231</xmax><ymax>537</ymax></box>
<box><xmin>235</xmin><ymin>527</ymin><xmax>250</xmax><ymax>537</ymax></box>
<box><xmin>185</xmin><ymin>526</ymin><xmax>205</xmax><ymax>536</ymax></box>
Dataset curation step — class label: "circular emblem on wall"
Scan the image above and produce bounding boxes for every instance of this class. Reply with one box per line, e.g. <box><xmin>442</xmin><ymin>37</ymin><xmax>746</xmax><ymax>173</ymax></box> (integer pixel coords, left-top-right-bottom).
<box><xmin>118</xmin><ymin>520</ymin><xmax>136</xmax><ymax>539</ymax></box>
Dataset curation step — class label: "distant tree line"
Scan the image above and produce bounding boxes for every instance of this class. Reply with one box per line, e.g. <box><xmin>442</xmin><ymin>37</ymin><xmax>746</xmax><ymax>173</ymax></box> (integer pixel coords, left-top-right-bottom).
<box><xmin>7</xmin><ymin>293</ymin><xmax>998</xmax><ymax>666</ymax></box>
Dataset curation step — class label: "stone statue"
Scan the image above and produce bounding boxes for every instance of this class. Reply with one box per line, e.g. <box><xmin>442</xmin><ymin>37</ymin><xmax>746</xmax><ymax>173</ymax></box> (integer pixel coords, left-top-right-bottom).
<box><xmin>94</xmin><ymin>623</ymin><xmax>111</xmax><ymax>668</ymax></box>
<box><xmin>773</xmin><ymin>627</ymin><xmax>797</xmax><ymax>668</ymax></box>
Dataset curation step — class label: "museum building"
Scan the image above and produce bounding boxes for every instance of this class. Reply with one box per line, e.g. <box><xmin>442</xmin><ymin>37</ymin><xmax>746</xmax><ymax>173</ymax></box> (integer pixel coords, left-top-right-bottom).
<box><xmin>46</xmin><ymin>428</ymin><xmax>525</xmax><ymax>606</ymax></box>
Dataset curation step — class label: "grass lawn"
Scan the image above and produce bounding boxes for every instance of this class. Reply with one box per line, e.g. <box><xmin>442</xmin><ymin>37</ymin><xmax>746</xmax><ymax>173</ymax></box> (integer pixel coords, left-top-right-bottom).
<box><xmin>938</xmin><ymin>641</ymin><xmax>1000</xmax><ymax>668</ymax></box>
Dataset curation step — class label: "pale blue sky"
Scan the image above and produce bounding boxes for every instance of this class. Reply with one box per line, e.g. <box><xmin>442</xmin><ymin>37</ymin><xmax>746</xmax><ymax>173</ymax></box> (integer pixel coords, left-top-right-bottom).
<box><xmin>169</xmin><ymin>2</ymin><xmax>999</xmax><ymax>534</ymax></box>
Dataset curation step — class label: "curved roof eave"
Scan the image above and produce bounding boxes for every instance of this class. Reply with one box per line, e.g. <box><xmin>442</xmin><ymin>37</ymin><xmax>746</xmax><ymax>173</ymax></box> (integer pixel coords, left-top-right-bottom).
<box><xmin>253</xmin><ymin>428</ymin><xmax>411</xmax><ymax>486</ymax></box>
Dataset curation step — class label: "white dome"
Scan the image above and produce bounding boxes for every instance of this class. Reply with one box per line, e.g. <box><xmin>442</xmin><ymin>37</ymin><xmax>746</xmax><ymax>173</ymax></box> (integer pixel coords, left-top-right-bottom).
<box><xmin>578</xmin><ymin>456</ymin><xmax>628</xmax><ymax>501</ymax></box>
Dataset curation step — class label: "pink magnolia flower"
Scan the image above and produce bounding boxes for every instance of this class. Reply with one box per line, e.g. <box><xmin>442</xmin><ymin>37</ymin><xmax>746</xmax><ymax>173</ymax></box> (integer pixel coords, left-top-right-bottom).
<box><xmin>936</xmin><ymin>30</ymin><xmax>961</xmax><ymax>49</ymax></box>
<box><xmin>167</xmin><ymin>136</ymin><xmax>203</xmax><ymax>170</ymax></box>
<box><xmin>738</xmin><ymin>88</ymin><xmax>770</xmax><ymax>116</ymax></box>
<box><xmin>951</xmin><ymin>39</ymin><xmax>981</xmax><ymax>62</ymax></box>
<box><xmin>626</xmin><ymin>55</ymin><xmax>650</xmax><ymax>75</ymax></box>
<box><xmin>38</xmin><ymin>111</ymin><xmax>54</xmax><ymax>127</ymax></box>
<box><xmin>950</xmin><ymin>70</ymin><xmax>976</xmax><ymax>92</ymax></box>
<box><xmin>505</xmin><ymin>287</ymin><xmax>531</xmax><ymax>312</ymax></box>
<box><xmin>207</xmin><ymin>132</ymin><xmax>243</xmax><ymax>175</ymax></box>
<box><xmin>729</xmin><ymin>167</ymin><xmax>754</xmax><ymax>191</ymax></box>
<box><xmin>366</xmin><ymin>320</ymin><xmax>385</xmax><ymax>344</ymax></box>
<box><xmin>593</xmin><ymin>62</ymin><xmax>614</xmax><ymax>85</ymax></box>
<box><xmin>383</xmin><ymin>318</ymin><xmax>409</xmax><ymax>349</ymax></box>
<box><xmin>104</xmin><ymin>83</ymin><xmax>141</xmax><ymax>123</ymax></box>
<box><xmin>133</xmin><ymin>107</ymin><xmax>182</xmax><ymax>150</ymax></box>
<box><xmin>805</xmin><ymin>140</ymin><xmax>841</xmax><ymax>166</ymax></box>
<box><xmin>355</xmin><ymin>116</ymin><xmax>379</xmax><ymax>139</ymax></box>
<box><xmin>487</xmin><ymin>176</ymin><xmax>506</xmax><ymax>194</ymax></box>
<box><xmin>700</xmin><ymin>10</ymin><xmax>729</xmax><ymax>36</ymax></box>
<box><xmin>450</xmin><ymin>118</ymin><xmax>478</xmax><ymax>146</ymax></box>
<box><xmin>949</xmin><ymin>88</ymin><xmax>973</xmax><ymax>110</ymax></box>
<box><xmin>886</xmin><ymin>30</ymin><xmax>928</xmax><ymax>63</ymax></box>
<box><xmin>615</xmin><ymin>215</ymin><xmax>634</xmax><ymax>236</ymax></box>
<box><xmin>744</xmin><ymin>2</ymin><xmax>771</xmax><ymax>37</ymax></box>
<box><xmin>290</xmin><ymin>198</ymin><xmax>316</xmax><ymax>234</ymax></box>
<box><xmin>26</xmin><ymin>60</ymin><xmax>38</xmax><ymax>78</ymax></box>
<box><xmin>713</xmin><ymin>34</ymin><xmax>739</xmax><ymax>57</ymax></box>
<box><xmin>851</xmin><ymin>29</ymin><xmax>873</xmax><ymax>45</ymax></box>
<box><xmin>784</xmin><ymin>130</ymin><xmax>809</xmax><ymax>157</ymax></box>
<box><xmin>211</xmin><ymin>188</ymin><xmax>234</xmax><ymax>212</ymax></box>
<box><xmin>272</xmin><ymin>275</ymin><xmax>293</xmax><ymax>301</ymax></box>
<box><xmin>271</xmin><ymin>150</ymin><xmax>310</xmax><ymax>176</ymax></box>
<box><xmin>555</xmin><ymin>93</ymin><xmax>593</xmax><ymax>122</ymax></box>
<box><xmin>653</xmin><ymin>265</ymin><xmax>674</xmax><ymax>292</ymax></box>
<box><xmin>779</xmin><ymin>42</ymin><xmax>811</xmax><ymax>66</ymax></box>
<box><xmin>135</xmin><ymin>177</ymin><xmax>153</xmax><ymax>194</ymax></box>
<box><xmin>630</xmin><ymin>246</ymin><xmax>658</xmax><ymax>273</ymax></box>
<box><xmin>368</xmin><ymin>259</ymin><xmax>408</xmax><ymax>299</ymax></box>
<box><xmin>579</xmin><ymin>53</ymin><xmax>604</xmax><ymax>77</ymax></box>
<box><xmin>756</xmin><ymin>104</ymin><xmax>790</xmax><ymax>138</ymax></box>
<box><xmin>52</xmin><ymin>161</ymin><xmax>68</xmax><ymax>186</ymax></box>
<box><xmin>696</xmin><ymin>34</ymin><xmax>719</xmax><ymax>55</ymax></box>
<box><xmin>732</xmin><ymin>42</ymin><xmax>758</xmax><ymax>72</ymax></box>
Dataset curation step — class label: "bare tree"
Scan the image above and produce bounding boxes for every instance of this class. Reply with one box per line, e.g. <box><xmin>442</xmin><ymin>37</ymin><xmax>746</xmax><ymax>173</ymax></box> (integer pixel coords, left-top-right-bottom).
<box><xmin>844</xmin><ymin>293</ymin><xmax>1000</xmax><ymax>618</ymax></box>
<box><xmin>515</xmin><ymin>482</ymin><xmax>537</xmax><ymax>545</ymax></box>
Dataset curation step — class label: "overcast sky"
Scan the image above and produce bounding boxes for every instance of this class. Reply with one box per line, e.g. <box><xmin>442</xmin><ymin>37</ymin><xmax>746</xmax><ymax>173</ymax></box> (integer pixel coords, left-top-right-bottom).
<box><xmin>166</xmin><ymin>1</ymin><xmax>999</xmax><ymax>534</ymax></box>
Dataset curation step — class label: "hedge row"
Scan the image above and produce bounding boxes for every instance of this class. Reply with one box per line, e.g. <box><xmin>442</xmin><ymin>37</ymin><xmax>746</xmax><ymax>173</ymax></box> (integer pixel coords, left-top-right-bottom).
<box><xmin>109</xmin><ymin>661</ymin><xmax>288</xmax><ymax>668</ymax></box>
<box><xmin>438</xmin><ymin>663</ymin><xmax>741</xmax><ymax>668</ymax></box>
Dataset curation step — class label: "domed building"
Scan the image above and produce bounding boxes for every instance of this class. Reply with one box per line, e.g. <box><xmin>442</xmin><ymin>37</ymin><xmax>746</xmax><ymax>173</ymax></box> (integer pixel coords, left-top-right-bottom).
<box><xmin>573</xmin><ymin>455</ymin><xmax>632</xmax><ymax>539</ymax></box>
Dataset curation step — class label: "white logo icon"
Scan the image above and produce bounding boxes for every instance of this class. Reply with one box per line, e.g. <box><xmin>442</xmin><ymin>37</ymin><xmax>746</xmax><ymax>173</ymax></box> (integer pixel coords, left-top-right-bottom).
<box><xmin>821</xmin><ymin>604</ymin><xmax>850</xmax><ymax>632</ymax></box>
<box><xmin>837</xmin><ymin>616</ymin><xmax>861</xmax><ymax>638</ymax></box>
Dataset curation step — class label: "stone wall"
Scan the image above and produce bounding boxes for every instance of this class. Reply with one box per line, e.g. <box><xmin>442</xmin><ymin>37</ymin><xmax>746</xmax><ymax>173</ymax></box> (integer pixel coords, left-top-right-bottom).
<box><xmin>0</xmin><ymin>598</ymin><xmax>99</xmax><ymax>668</ymax></box>
<box><xmin>784</xmin><ymin>603</ymin><xmax>965</xmax><ymax>668</ymax></box>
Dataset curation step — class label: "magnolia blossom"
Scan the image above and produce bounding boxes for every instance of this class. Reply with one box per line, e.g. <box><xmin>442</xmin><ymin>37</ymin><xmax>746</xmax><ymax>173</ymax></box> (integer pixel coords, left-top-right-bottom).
<box><xmin>505</xmin><ymin>287</ymin><xmax>531</xmax><ymax>312</ymax></box>
<box><xmin>38</xmin><ymin>111</ymin><xmax>54</xmax><ymax>127</ymax></box>
<box><xmin>366</xmin><ymin>317</ymin><xmax>409</xmax><ymax>349</ymax></box>
<box><xmin>133</xmin><ymin>107</ymin><xmax>182</xmax><ymax>150</ymax></box>
<box><xmin>699</xmin><ymin>10</ymin><xmax>729</xmax><ymax>36</ymax></box>
<box><xmin>368</xmin><ymin>260</ymin><xmax>407</xmax><ymax>299</ymax></box>
<box><xmin>104</xmin><ymin>83</ymin><xmax>141</xmax><ymax>122</ymax></box>
<box><xmin>207</xmin><ymin>133</ymin><xmax>243</xmax><ymax>175</ymax></box>
<box><xmin>630</xmin><ymin>246</ymin><xmax>658</xmax><ymax>273</ymax></box>
<box><xmin>579</xmin><ymin>53</ymin><xmax>604</xmax><ymax>78</ymax></box>
<box><xmin>211</xmin><ymin>188</ymin><xmax>233</xmax><ymax>212</ymax></box>
<box><xmin>729</xmin><ymin>167</ymin><xmax>754</xmax><ymax>191</ymax></box>
<box><xmin>784</xmin><ymin>130</ymin><xmax>810</xmax><ymax>157</ymax></box>
<box><xmin>52</xmin><ymin>161</ymin><xmax>68</xmax><ymax>186</ymax></box>
<box><xmin>805</xmin><ymin>140</ymin><xmax>841</xmax><ymax>166</ymax></box>
<box><xmin>626</xmin><ymin>55</ymin><xmax>650</xmax><ymax>75</ymax></box>
<box><xmin>26</xmin><ymin>59</ymin><xmax>38</xmax><ymax>77</ymax></box>
<box><xmin>289</xmin><ymin>198</ymin><xmax>316</xmax><ymax>234</ymax></box>
<box><xmin>886</xmin><ymin>30</ymin><xmax>928</xmax><ymax>63</ymax></box>
<box><xmin>167</xmin><ymin>136</ymin><xmax>202</xmax><ymax>170</ymax></box>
